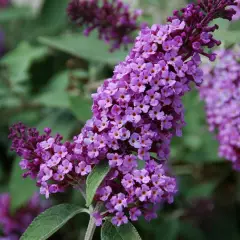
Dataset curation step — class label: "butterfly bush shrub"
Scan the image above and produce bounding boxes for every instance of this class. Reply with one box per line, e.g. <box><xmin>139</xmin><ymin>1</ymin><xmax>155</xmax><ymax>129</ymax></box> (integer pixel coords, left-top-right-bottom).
<box><xmin>8</xmin><ymin>0</ymin><xmax>237</xmax><ymax>239</ymax></box>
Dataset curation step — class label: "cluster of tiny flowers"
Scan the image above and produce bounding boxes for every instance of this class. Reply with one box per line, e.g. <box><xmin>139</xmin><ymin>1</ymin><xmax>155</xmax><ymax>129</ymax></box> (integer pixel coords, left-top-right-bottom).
<box><xmin>0</xmin><ymin>193</ymin><xmax>48</xmax><ymax>240</ymax></box>
<box><xmin>73</xmin><ymin>0</ymin><xmax>236</xmax><ymax>226</ymax></box>
<box><xmin>0</xmin><ymin>0</ymin><xmax>9</xmax><ymax>8</ymax></box>
<box><xmin>67</xmin><ymin>0</ymin><xmax>142</xmax><ymax>51</ymax></box>
<box><xmin>9</xmin><ymin>0</ymin><xmax>236</xmax><ymax>227</ymax></box>
<box><xmin>200</xmin><ymin>47</ymin><xmax>240</xmax><ymax>170</ymax></box>
<box><xmin>8</xmin><ymin>123</ymin><xmax>93</xmax><ymax>199</ymax></box>
<box><xmin>232</xmin><ymin>0</ymin><xmax>240</xmax><ymax>20</ymax></box>
<box><xmin>93</xmin><ymin>162</ymin><xmax>176</xmax><ymax>226</ymax></box>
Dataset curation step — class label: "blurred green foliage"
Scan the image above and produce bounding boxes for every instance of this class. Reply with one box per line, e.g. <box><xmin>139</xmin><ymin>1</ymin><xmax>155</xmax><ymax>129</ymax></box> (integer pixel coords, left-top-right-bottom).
<box><xmin>1</xmin><ymin>0</ymin><xmax>240</xmax><ymax>239</ymax></box>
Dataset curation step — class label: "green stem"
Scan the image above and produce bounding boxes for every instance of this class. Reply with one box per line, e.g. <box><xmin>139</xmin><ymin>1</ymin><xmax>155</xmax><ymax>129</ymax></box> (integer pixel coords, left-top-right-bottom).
<box><xmin>84</xmin><ymin>214</ymin><xmax>97</xmax><ymax>240</ymax></box>
<box><xmin>84</xmin><ymin>203</ymin><xmax>102</xmax><ymax>240</ymax></box>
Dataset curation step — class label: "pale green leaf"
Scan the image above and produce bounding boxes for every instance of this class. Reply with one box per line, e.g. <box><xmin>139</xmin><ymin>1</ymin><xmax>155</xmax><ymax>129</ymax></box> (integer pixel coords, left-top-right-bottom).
<box><xmin>34</xmin><ymin>71</ymin><xmax>69</xmax><ymax>108</ymax></box>
<box><xmin>86</xmin><ymin>162</ymin><xmax>110</xmax><ymax>207</ymax></box>
<box><xmin>213</xmin><ymin>31</ymin><xmax>240</xmax><ymax>46</ymax></box>
<box><xmin>45</xmin><ymin>71</ymin><xmax>69</xmax><ymax>91</ymax></box>
<box><xmin>101</xmin><ymin>221</ymin><xmax>142</xmax><ymax>240</ymax></box>
<box><xmin>69</xmin><ymin>94</ymin><xmax>92</xmax><ymax>122</ymax></box>
<box><xmin>229</xmin><ymin>20</ymin><xmax>240</xmax><ymax>31</ymax></box>
<box><xmin>0</xmin><ymin>42</ymin><xmax>48</xmax><ymax>83</ymax></box>
<box><xmin>0</xmin><ymin>7</ymin><xmax>33</xmax><ymax>22</ymax></box>
<box><xmin>212</xmin><ymin>19</ymin><xmax>230</xmax><ymax>31</ymax></box>
<box><xmin>71</xmin><ymin>70</ymin><xmax>89</xmax><ymax>79</ymax></box>
<box><xmin>20</xmin><ymin>204</ymin><xmax>86</xmax><ymax>240</ymax></box>
<box><xmin>34</xmin><ymin>91</ymin><xmax>70</xmax><ymax>108</ymax></box>
<box><xmin>39</xmin><ymin>34</ymin><xmax>128</xmax><ymax>65</ymax></box>
<box><xmin>9</xmin><ymin>157</ymin><xmax>37</xmax><ymax>211</ymax></box>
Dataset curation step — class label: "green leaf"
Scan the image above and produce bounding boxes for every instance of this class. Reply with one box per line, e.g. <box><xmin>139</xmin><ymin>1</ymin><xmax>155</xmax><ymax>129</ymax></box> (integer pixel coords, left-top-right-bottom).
<box><xmin>86</xmin><ymin>162</ymin><xmax>110</xmax><ymax>207</ymax></box>
<box><xmin>37</xmin><ymin>0</ymin><xmax>69</xmax><ymax>30</ymax></box>
<box><xmin>212</xmin><ymin>19</ymin><xmax>230</xmax><ymax>31</ymax></box>
<box><xmin>20</xmin><ymin>204</ymin><xmax>86</xmax><ymax>240</ymax></box>
<box><xmin>71</xmin><ymin>69</ymin><xmax>89</xmax><ymax>79</ymax></box>
<box><xmin>186</xmin><ymin>182</ymin><xmax>218</xmax><ymax>200</ymax></box>
<box><xmin>213</xmin><ymin>30</ymin><xmax>240</xmax><ymax>46</ymax></box>
<box><xmin>36</xmin><ymin>110</ymin><xmax>77</xmax><ymax>141</ymax></box>
<box><xmin>17</xmin><ymin>0</ymin><xmax>69</xmax><ymax>42</ymax></box>
<box><xmin>69</xmin><ymin>94</ymin><xmax>92</xmax><ymax>122</ymax></box>
<box><xmin>156</xmin><ymin>219</ymin><xmax>180</xmax><ymax>240</ymax></box>
<box><xmin>34</xmin><ymin>90</ymin><xmax>70</xmax><ymax>108</ymax></box>
<box><xmin>34</xmin><ymin>71</ymin><xmax>69</xmax><ymax>108</ymax></box>
<box><xmin>9</xmin><ymin>157</ymin><xmax>37</xmax><ymax>211</ymax></box>
<box><xmin>0</xmin><ymin>42</ymin><xmax>48</xmax><ymax>83</ymax></box>
<box><xmin>229</xmin><ymin>20</ymin><xmax>240</xmax><ymax>31</ymax></box>
<box><xmin>39</xmin><ymin>34</ymin><xmax>128</xmax><ymax>65</ymax></box>
<box><xmin>45</xmin><ymin>71</ymin><xmax>69</xmax><ymax>91</ymax></box>
<box><xmin>179</xmin><ymin>222</ymin><xmax>206</xmax><ymax>240</ymax></box>
<box><xmin>101</xmin><ymin>221</ymin><xmax>142</xmax><ymax>240</ymax></box>
<box><xmin>0</xmin><ymin>7</ymin><xmax>33</xmax><ymax>22</ymax></box>
<box><xmin>172</xmin><ymin>90</ymin><xmax>223</xmax><ymax>164</ymax></box>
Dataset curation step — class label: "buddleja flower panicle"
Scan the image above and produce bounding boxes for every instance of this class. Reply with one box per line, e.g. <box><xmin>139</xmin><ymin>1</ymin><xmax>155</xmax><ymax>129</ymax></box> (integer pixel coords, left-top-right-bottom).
<box><xmin>67</xmin><ymin>0</ymin><xmax>142</xmax><ymax>51</ymax></box>
<box><xmin>9</xmin><ymin>0</ymin><xmax>236</xmax><ymax>227</ymax></box>
<box><xmin>200</xmin><ymin>46</ymin><xmax>240</xmax><ymax>170</ymax></box>
<box><xmin>9</xmin><ymin>123</ymin><xmax>89</xmax><ymax>198</ymax></box>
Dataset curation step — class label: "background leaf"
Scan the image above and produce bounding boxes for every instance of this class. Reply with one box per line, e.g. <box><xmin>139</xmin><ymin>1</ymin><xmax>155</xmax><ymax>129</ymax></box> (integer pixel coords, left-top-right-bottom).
<box><xmin>0</xmin><ymin>6</ymin><xmax>33</xmax><ymax>22</ymax></box>
<box><xmin>69</xmin><ymin>94</ymin><xmax>92</xmax><ymax>122</ymax></box>
<box><xmin>9</xmin><ymin>157</ymin><xmax>37</xmax><ymax>211</ymax></box>
<box><xmin>39</xmin><ymin>34</ymin><xmax>128</xmax><ymax>65</ymax></box>
<box><xmin>155</xmin><ymin>219</ymin><xmax>179</xmax><ymax>240</ymax></box>
<box><xmin>36</xmin><ymin>110</ymin><xmax>77</xmax><ymax>141</ymax></box>
<box><xmin>0</xmin><ymin>42</ymin><xmax>48</xmax><ymax>83</ymax></box>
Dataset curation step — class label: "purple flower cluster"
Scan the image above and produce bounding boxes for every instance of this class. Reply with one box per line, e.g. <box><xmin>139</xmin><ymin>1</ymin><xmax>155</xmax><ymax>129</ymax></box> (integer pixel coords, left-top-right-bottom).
<box><xmin>8</xmin><ymin>123</ymin><xmax>94</xmax><ymax>199</ymax></box>
<box><xmin>9</xmin><ymin>0</ymin><xmax>236</xmax><ymax>227</ymax></box>
<box><xmin>0</xmin><ymin>0</ymin><xmax>9</xmax><ymax>8</ymax></box>
<box><xmin>0</xmin><ymin>193</ymin><xmax>48</xmax><ymax>240</ymax></box>
<box><xmin>232</xmin><ymin>0</ymin><xmax>240</xmax><ymax>20</ymax></box>
<box><xmin>72</xmin><ymin>0</ymin><xmax>236</xmax><ymax>225</ymax></box>
<box><xmin>9</xmin><ymin>123</ymin><xmax>176</xmax><ymax>223</ymax></box>
<box><xmin>200</xmin><ymin>47</ymin><xmax>240</xmax><ymax>170</ymax></box>
<box><xmin>67</xmin><ymin>0</ymin><xmax>142</xmax><ymax>51</ymax></box>
<box><xmin>93</xmin><ymin>162</ymin><xmax>176</xmax><ymax>225</ymax></box>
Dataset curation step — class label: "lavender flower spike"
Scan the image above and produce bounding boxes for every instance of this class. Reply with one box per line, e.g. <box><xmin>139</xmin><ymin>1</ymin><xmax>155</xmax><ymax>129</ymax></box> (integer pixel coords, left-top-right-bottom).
<box><xmin>72</xmin><ymin>0</ymin><xmax>236</xmax><ymax>226</ymax></box>
<box><xmin>67</xmin><ymin>0</ymin><xmax>142</xmax><ymax>51</ymax></box>
<box><xmin>8</xmin><ymin>123</ymin><xmax>91</xmax><ymax>199</ymax></box>
<box><xmin>200</xmin><ymin>46</ymin><xmax>240</xmax><ymax>170</ymax></box>
<box><xmin>10</xmin><ymin>0</ymin><xmax>236</xmax><ymax>227</ymax></box>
